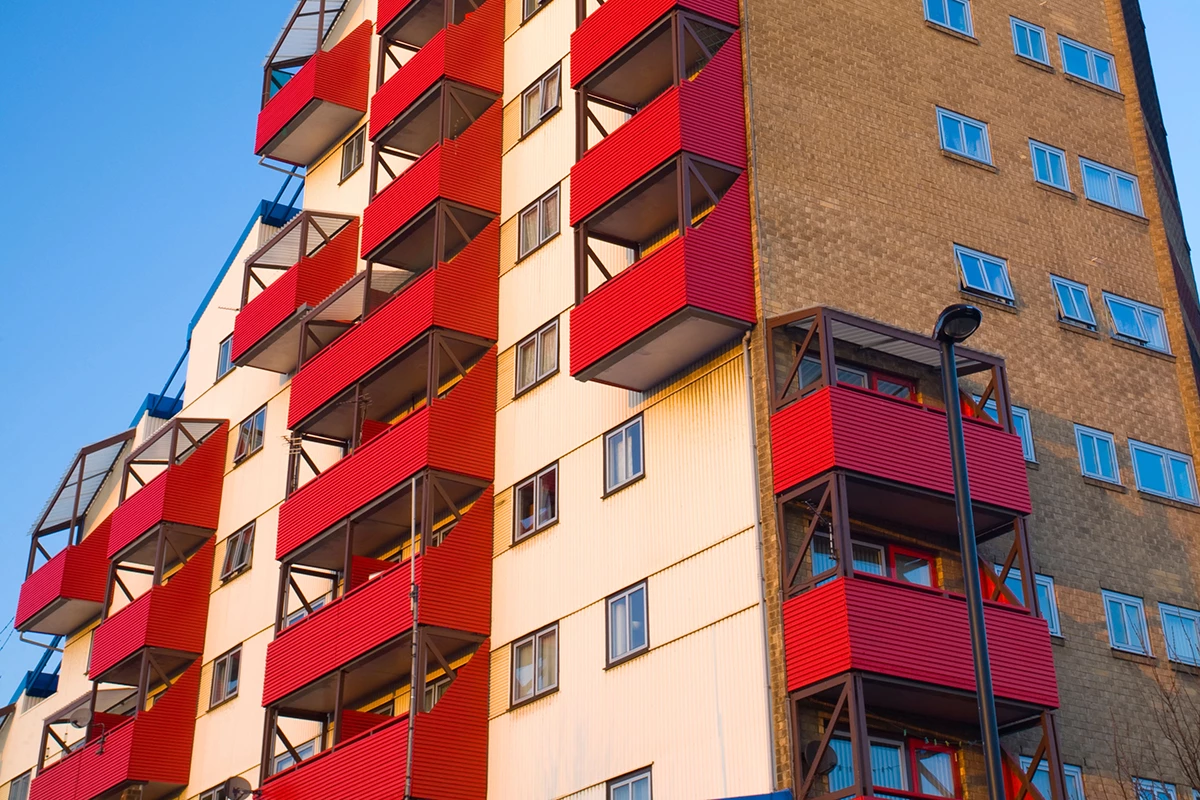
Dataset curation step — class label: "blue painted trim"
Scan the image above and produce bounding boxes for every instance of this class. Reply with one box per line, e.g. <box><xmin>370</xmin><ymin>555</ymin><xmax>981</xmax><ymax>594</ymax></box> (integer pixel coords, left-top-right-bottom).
<box><xmin>718</xmin><ymin>793</ymin><xmax>793</xmax><ymax>800</ymax></box>
<box><xmin>129</xmin><ymin>393</ymin><xmax>185</xmax><ymax>427</ymax></box>
<box><xmin>9</xmin><ymin>636</ymin><xmax>62</xmax><ymax>705</ymax></box>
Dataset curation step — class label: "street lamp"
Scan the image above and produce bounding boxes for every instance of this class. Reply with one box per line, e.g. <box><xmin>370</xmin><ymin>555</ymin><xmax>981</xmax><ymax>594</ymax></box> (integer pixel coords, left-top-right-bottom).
<box><xmin>933</xmin><ymin>304</ymin><xmax>1005</xmax><ymax>800</ymax></box>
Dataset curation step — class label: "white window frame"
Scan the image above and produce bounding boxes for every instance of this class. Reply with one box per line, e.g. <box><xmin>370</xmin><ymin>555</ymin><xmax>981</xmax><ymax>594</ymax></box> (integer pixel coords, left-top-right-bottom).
<box><xmin>234</xmin><ymin>406</ymin><xmax>266</xmax><ymax>464</ymax></box>
<box><xmin>996</xmin><ymin>565</ymin><xmax>1061</xmax><ymax>636</ymax></box>
<box><xmin>1019</xmin><ymin>758</ymin><xmax>1086</xmax><ymax>800</ymax></box>
<box><xmin>1135</xmin><ymin>779</ymin><xmax>1178</xmax><ymax>800</ymax></box>
<box><xmin>1102</xmin><ymin>292</ymin><xmax>1170</xmax><ymax>353</ymax></box>
<box><xmin>284</xmin><ymin>593</ymin><xmax>327</xmax><ymax>628</ymax></box>
<box><xmin>1102</xmin><ymin>590</ymin><xmax>1151</xmax><ymax>655</ymax></box>
<box><xmin>1030</xmin><ymin>141</ymin><xmax>1071</xmax><ymax>191</ymax></box>
<box><xmin>209</xmin><ymin>646</ymin><xmax>242</xmax><ymax>708</ymax></box>
<box><xmin>1059</xmin><ymin>36</ymin><xmax>1119</xmax><ymax>90</ymax></box>
<box><xmin>515</xmin><ymin>318</ymin><xmax>559</xmax><ymax>395</ymax></box>
<box><xmin>1010</xmin><ymin>18</ymin><xmax>1049</xmax><ymax>65</ymax></box>
<box><xmin>517</xmin><ymin>186</ymin><xmax>561</xmax><ymax>259</ymax></box>
<box><xmin>220</xmin><ymin>522</ymin><xmax>255</xmax><ymax>581</ymax></box>
<box><xmin>936</xmin><ymin>108</ymin><xmax>991</xmax><ymax>164</ymax></box>
<box><xmin>514</xmin><ymin>463</ymin><xmax>559</xmax><ymax>542</ymax></box>
<box><xmin>954</xmin><ymin>244</ymin><xmax>1015</xmax><ymax>303</ymax></box>
<box><xmin>511</xmin><ymin>623</ymin><xmax>558</xmax><ymax>705</ymax></box>
<box><xmin>1158</xmin><ymin>603</ymin><xmax>1200</xmax><ymax>666</ymax></box>
<box><xmin>924</xmin><ymin>0</ymin><xmax>973</xmax><ymax>36</ymax></box>
<box><xmin>1080</xmin><ymin>158</ymin><xmax>1143</xmax><ymax>215</ymax></box>
<box><xmin>340</xmin><ymin>127</ymin><xmax>365</xmax><ymax>182</ymax></box>
<box><xmin>1074</xmin><ymin>424</ymin><xmax>1121</xmax><ymax>484</ymax></box>
<box><xmin>521</xmin><ymin>64</ymin><xmax>561</xmax><ymax>135</ymax></box>
<box><xmin>978</xmin><ymin>398</ymin><xmax>1036</xmax><ymax>463</ymax></box>
<box><xmin>1128</xmin><ymin>440</ymin><xmax>1198</xmax><ymax>504</ymax></box>
<box><xmin>607</xmin><ymin>581</ymin><xmax>649</xmax><ymax>665</ymax></box>
<box><xmin>273</xmin><ymin>736</ymin><xmax>318</xmax><ymax>773</ymax></box>
<box><xmin>1049</xmin><ymin>276</ymin><xmax>1097</xmax><ymax>329</ymax></box>
<box><xmin>216</xmin><ymin>335</ymin><xmax>234</xmax><ymax>381</ymax></box>
<box><xmin>605</xmin><ymin>416</ymin><xmax>645</xmax><ymax>494</ymax></box>
<box><xmin>609</xmin><ymin>769</ymin><xmax>653</xmax><ymax>800</ymax></box>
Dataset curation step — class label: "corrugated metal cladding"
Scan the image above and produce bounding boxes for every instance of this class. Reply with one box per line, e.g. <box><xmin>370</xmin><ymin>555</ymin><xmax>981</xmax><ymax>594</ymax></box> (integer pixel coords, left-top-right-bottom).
<box><xmin>497</xmin><ymin>243</ymin><xmax>570</xmax><ymax>351</ymax></box>
<box><xmin>500</xmin><ymin>100</ymin><xmax>572</xmax><ymax>221</ymax></box>
<box><xmin>557</xmin><ymin>785</ymin><xmax>607</xmax><ymax>800</ymax></box>
<box><xmin>488</xmin><ymin>609</ymin><xmax>771</xmax><ymax>799</ymax></box>
<box><xmin>503</xmin><ymin>1</ymin><xmax>572</xmax><ymax>104</ymax></box>
<box><xmin>17</xmin><ymin>516</ymin><xmax>111</xmax><ymax>632</ymax></box>
<box><xmin>491</xmin><ymin>355</ymin><xmax>755</xmax><ymax>643</ymax></box>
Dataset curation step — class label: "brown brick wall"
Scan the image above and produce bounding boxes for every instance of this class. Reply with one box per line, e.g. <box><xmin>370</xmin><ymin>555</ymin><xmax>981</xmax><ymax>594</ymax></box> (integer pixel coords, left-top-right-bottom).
<box><xmin>741</xmin><ymin>0</ymin><xmax>1200</xmax><ymax>793</ymax></box>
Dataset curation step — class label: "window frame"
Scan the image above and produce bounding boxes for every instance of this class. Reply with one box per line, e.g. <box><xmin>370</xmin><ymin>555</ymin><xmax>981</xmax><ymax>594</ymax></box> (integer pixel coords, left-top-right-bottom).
<box><xmin>1135</xmin><ymin>779</ymin><xmax>1178</xmax><ymax>800</ymax></box>
<box><xmin>520</xmin><ymin>63</ymin><xmax>562</xmax><ymax>137</ymax></box>
<box><xmin>976</xmin><ymin>397</ymin><xmax>1036</xmax><ymax>462</ymax></box>
<box><xmin>1158</xmin><ymin>603</ymin><xmax>1200</xmax><ymax>666</ymax></box>
<box><xmin>209</xmin><ymin>645</ymin><xmax>243</xmax><ymax>708</ymax></box>
<box><xmin>1102</xmin><ymin>589</ymin><xmax>1152</xmax><ymax>655</ymax></box>
<box><xmin>517</xmin><ymin>185</ymin><xmax>562</xmax><ymax>260</ymax></box>
<box><xmin>514</xmin><ymin>317</ymin><xmax>560</xmax><ymax>396</ymax></box>
<box><xmin>1019</xmin><ymin>758</ymin><xmax>1085</xmax><ymax>800</ymax></box>
<box><xmin>8</xmin><ymin>771</ymin><xmax>31</xmax><ymax>800</ymax></box>
<box><xmin>936</xmin><ymin>107</ymin><xmax>992</xmax><ymax>165</ymax></box>
<box><xmin>216</xmin><ymin>335</ymin><xmax>234</xmax><ymax>381</ymax></box>
<box><xmin>1102</xmin><ymin>292</ymin><xmax>1170</xmax><ymax>353</ymax></box>
<box><xmin>521</xmin><ymin>0</ymin><xmax>552</xmax><ymax>23</ymax></box>
<box><xmin>233</xmin><ymin>405</ymin><xmax>267</xmax><ymax>465</ymax></box>
<box><xmin>1128</xmin><ymin>440</ymin><xmax>1198</xmax><ymax>504</ymax></box>
<box><xmin>604</xmin><ymin>416</ymin><xmax>646</xmax><ymax>496</ymax></box>
<box><xmin>924</xmin><ymin>0</ymin><xmax>973</xmax><ymax>36</ymax></box>
<box><xmin>954</xmin><ymin>244</ymin><xmax>1015</xmax><ymax>304</ymax></box>
<box><xmin>219</xmin><ymin>522</ymin><xmax>256</xmax><ymax>581</ymax></box>
<box><xmin>1029</xmin><ymin>140</ymin><xmax>1071</xmax><ymax>191</ymax></box>
<box><xmin>273</xmin><ymin>736</ymin><xmax>318</xmax><ymax>773</ymax></box>
<box><xmin>888</xmin><ymin>544</ymin><xmax>937</xmax><ymax>589</ymax></box>
<box><xmin>606</xmin><ymin>580</ymin><xmax>650</xmax><ymax>667</ymax></box>
<box><xmin>910</xmin><ymin>740</ymin><xmax>961</xmax><ymax>799</ymax></box>
<box><xmin>1080</xmin><ymin>157</ymin><xmax>1143</xmax><ymax>216</ymax></box>
<box><xmin>607</xmin><ymin>767</ymin><xmax>653</xmax><ymax>800</ymax></box>
<box><xmin>513</xmin><ymin>462</ymin><xmax>559</xmax><ymax>543</ymax></box>
<box><xmin>340</xmin><ymin>127</ymin><xmax>366</xmax><ymax>183</ymax></box>
<box><xmin>198</xmin><ymin>786</ymin><xmax>226</xmax><ymax>800</ymax></box>
<box><xmin>510</xmin><ymin>622</ymin><xmax>559</xmax><ymax>707</ymax></box>
<box><xmin>1010</xmin><ymin>18</ymin><xmax>1050</xmax><ymax>65</ymax></box>
<box><xmin>997</xmin><ymin>566</ymin><xmax>1061</xmax><ymax>636</ymax></box>
<box><xmin>1074</xmin><ymin>424</ymin><xmax>1121</xmax><ymax>485</ymax></box>
<box><xmin>1049</xmin><ymin>275</ymin><xmax>1097</xmax><ymax>330</ymax></box>
<box><xmin>1059</xmin><ymin>36</ymin><xmax>1119</xmax><ymax>91</ymax></box>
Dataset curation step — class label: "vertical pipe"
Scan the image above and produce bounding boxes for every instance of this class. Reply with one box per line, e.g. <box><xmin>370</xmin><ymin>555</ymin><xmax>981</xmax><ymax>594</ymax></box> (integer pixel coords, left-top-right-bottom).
<box><xmin>404</xmin><ymin>476</ymin><xmax>420</xmax><ymax>799</ymax></box>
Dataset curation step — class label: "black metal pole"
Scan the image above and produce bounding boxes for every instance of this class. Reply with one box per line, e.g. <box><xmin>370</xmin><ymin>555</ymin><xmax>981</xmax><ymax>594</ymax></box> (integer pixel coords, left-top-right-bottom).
<box><xmin>939</xmin><ymin>338</ymin><xmax>1006</xmax><ymax>800</ymax></box>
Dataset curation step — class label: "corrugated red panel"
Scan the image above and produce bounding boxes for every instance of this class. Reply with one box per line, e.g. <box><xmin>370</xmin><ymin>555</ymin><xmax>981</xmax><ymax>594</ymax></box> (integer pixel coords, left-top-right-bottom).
<box><xmin>255</xmin><ymin>21</ymin><xmax>373</xmax><ymax>157</ymax></box>
<box><xmin>289</xmin><ymin>222</ymin><xmax>499</xmax><ymax>429</ymax></box>
<box><xmin>570</xmin><ymin>36</ymin><xmax>745</xmax><ymax>226</ymax></box>
<box><xmin>569</xmin><ymin>174</ymin><xmax>755</xmax><ymax>377</ymax></box>
<box><xmin>769</xmin><ymin>386</ymin><xmax>1033</xmax><ymax>514</ymax></box>
<box><xmin>16</xmin><ymin>517</ymin><xmax>111</xmax><ymax>632</ymax></box>
<box><xmin>570</xmin><ymin>0</ymin><xmax>739</xmax><ymax>88</ymax></box>
<box><xmin>88</xmin><ymin>541</ymin><xmax>213</xmax><ymax>680</ymax></box>
<box><xmin>106</xmin><ymin>424</ymin><xmax>229</xmax><ymax>559</ymax></box>
<box><xmin>369</xmin><ymin>0</ymin><xmax>504</xmax><ymax>139</ymax></box>
<box><xmin>360</xmin><ymin>104</ymin><xmax>501</xmax><ymax>259</ymax></box>
<box><xmin>377</xmin><ymin>0</ymin><xmax>419</xmax><ymax>31</ymax></box>
<box><xmin>277</xmin><ymin>351</ymin><xmax>496</xmax><ymax>561</ymax></box>
<box><xmin>232</xmin><ymin>220</ymin><xmax>360</xmax><ymax>363</ymax></box>
<box><xmin>782</xmin><ymin>578</ymin><xmax>1059</xmax><ymax>708</ymax></box>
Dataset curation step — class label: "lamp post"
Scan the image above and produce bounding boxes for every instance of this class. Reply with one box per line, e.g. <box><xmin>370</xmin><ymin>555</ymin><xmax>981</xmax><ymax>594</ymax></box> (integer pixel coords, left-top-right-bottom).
<box><xmin>933</xmin><ymin>304</ymin><xmax>1005</xmax><ymax>800</ymax></box>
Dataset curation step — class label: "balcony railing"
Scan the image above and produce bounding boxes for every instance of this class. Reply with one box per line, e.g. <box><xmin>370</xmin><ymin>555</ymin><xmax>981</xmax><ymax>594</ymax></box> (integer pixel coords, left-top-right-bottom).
<box><xmin>16</xmin><ymin>516</ymin><xmax>111</xmax><ymax>636</ymax></box>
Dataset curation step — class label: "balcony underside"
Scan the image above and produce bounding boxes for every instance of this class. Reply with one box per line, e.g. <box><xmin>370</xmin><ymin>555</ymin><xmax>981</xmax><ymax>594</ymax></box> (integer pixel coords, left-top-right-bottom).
<box><xmin>17</xmin><ymin>520</ymin><xmax>111</xmax><ymax>635</ymax></box>
<box><xmin>261</xmin><ymin>99</ymin><xmax>366</xmax><ymax>166</ymax></box>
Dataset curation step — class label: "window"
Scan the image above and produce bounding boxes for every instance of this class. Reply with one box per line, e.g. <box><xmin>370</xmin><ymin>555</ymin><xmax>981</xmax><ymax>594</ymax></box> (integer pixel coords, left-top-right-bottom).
<box><xmin>1129</xmin><ymin>441</ymin><xmax>1198</xmax><ymax>504</ymax></box>
<box><xmin>830</xmin><ymin>736</ymin><xmax>958</xmax><ymax>796</ymax></box>
<box><xmin>1103</xmin><ymin>293</ymin><xmax>1169</xmax><ymax>353</ymax></box>
<box><xmin>608</xmin><ymin>582</ymin><xmax>648</xmax><ymax>665</ymax></box>
<box><xmin>216</xmin><ymin>335</ymin><xmax>234</xmax><ymax>381</ymax></box>
<box><xmin>1050</xmin><ymin>276</ymin><xmax>1097</xmax><ymax>329</ymax></box>
<box><xmin>284</xmin><ymin>594</ymin><xmax>326</xmax><ymax>628</ymax></box>
<box><xmin>609</xmin><ymin>769</ymin><xmax>652</xmax><ymax>800</ymax></box>
<box><xmin>954</xmin><ymin>245</ymin><xmax>1014</xmax><ymax>303</ymax></box>
<box><xmin>522</xmin><ymin>0</ymin><xmax>551</xmax><ymax>20</ymax></box>
<box><xmin>209</xmin><ymin>646</ymin><xmax>242</xmax><ymax>707</ymax></box>
<box><xmin>998</xmin><ymin>566</ymin><xmax>1061</xmax><ymax>636</ymax></box>
<box><xmin>924</xmin><ymin>0</ymin><xmax>972</xmax><ymax>35</ymax></box>
<box><xmin>1074</xmin><ymin>425</ymin><xmax>1120</xmax><ymax>484</ymax></box>
<box><xmin>518</xmin><ymin>187</ymin><xmax>561</xmax><ymax>259</ymax></box>
<box><xmin>1011</xmin><ymin>18</ymin><xmax>1049</xmax><ymax>64</ymax></box>
<box><xmin>424</xmin><ymin>674</ymin><xmax>452</xmax><ymax>711</ymax></box>
<box><xmin>273</xmin><ymin>737</ymin><xmax>317</xmax><ymax>772</ymax></box>
<box><xmin>1080</xmin><ymin>158</ymin><xmax>1142</xmax><ymax>215</ymax></box>
<box><xmin>800</xmin><ymin>356</ymin><xmax>916</xmax><ymax>401</ymax></box>
<box><xmin>1103</xmin><ymin>590</ymin><xmax>1151</xmax><ymax>655</ymax></box>
<box><xmin>937</xmin><ymin>108</ymin><xmax>991</xmax><ymax>164</ymax></box>
<box><xmin>220</xmin><ymin>522</ymin><xmax>255</xmax><ymax>581</ymax></box>
<box><xmin>199</xmin><ymin>785</ymin><xmax>227</xmax><ymax>800</ymax></box>
<box><xmin>515</xmin><ymin>318</ymin><xmax>559</xmax><ymax>394</ymax></box>
<box><xmin>605</xmin><ymin>417</ymin><xmax>644</xmax><ymax>494</ymax></box>
<box><xmin>511</xmin><ymin>624</ymin><xmax>558</xmax><ymax>705</ymax></box>
<box><xmin>1136</xmin><ymin>780</ymin><xmax>1178</xmax><ymax>800</ymax></box>
<box><xmin>813</xmin><ymin>537</ymin><xmax>936</xmax><ymax>588</ymax></box>
<box><xmin>8</xmin><ymin>772</ymin><xmax>31</xmax><ymax>800</ymax></box>
<box><xmin>1020</xmin><ymin>758</ymin><xmax>1085</xmax><ymax>800</ymax></box>
<box><xmin>234</xmin><ymin>406</ymin><xmax>266</xmax><ymax>464</ymax></box>
<box><xmin>340</xmin><ymin>128</ymin><xmax>365</xmax><ymax>182</ymax></box>
<box><xmin>978</xmin><ymin>398</ymin><xmax>1036</xmax><ymax>462</ymax></box>
<box><xmin>1030</xmin><ymin>141</ymin><xmax>1070</xmax><ymax>191</ymax></box>
<box><xmin>521</xmin><ymin>64</ymin><xmax>561</xmax><ymax>135</ymax></box>
<box><xmin>1159</xmin><ymin>604</ymin><xmax>1200</xmax><ymax>666</ymax></box>
<box><xmin>514</xmin><ymin>463</ymin><xmax>558</xmax><ymax>541</ymax></box>
<box><xmin>1060</xmin><ymin>37</ymin><xmax>1119</xmax><ymax>90</ymax></box>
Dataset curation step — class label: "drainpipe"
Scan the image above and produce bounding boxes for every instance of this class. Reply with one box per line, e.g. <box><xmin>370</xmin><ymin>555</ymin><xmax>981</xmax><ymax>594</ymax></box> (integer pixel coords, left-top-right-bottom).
<box><xmin>404</xmin><ymin>476</ymin><xmax>419</xmax><ymax>799</ymax></box>
<box><xmin>743</xmin><ymin>332</ymin><xmax>778</xmax><ymax>792</ymax></box>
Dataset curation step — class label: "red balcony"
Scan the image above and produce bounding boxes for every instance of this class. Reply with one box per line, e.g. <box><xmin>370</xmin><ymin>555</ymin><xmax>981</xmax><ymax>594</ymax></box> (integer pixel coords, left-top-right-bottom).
<box><xmin>289</xmin><ymin>222</ymin><xmax>498</xmax><ymax>428</ymax></box>
<box><xmin>233</xmin><ymin>214</ymin><xmax>359</xmax><ymax>374</ymax></box>
<box><xmin>264</xmin><ymin>489</ymin><xmax>491</xmax><ymax>705</ymax></box>
<box><xmin>108</xmin><ymin>421</ymin><xmax>227</xmax><ymax>559</ymax></box>
<box><xmin>570</xmin><ymin>172</ymin><xmax>755</xmax><ymax>390</ymax></box>
<box><xmin>771</xmin><ymin>385</ymin><xmax>1032</xmax><ymax>516</ymax></box>
<box><xmin>371</xmin><ymin>0</ymin><xmax>503</xmax><ymax>140</ymax></box>
<box><xmin>783</xmin><ymin>577</ymin><xmax>1059</xmax><ymax>724</ymax></box>
<box><xmin>16</xmin><ymin>517</ymin><xmax>111</xmax><ymax>636</ymax></box>
<box><xmin>361</xmin><ymin>105</ymin><xmax>501</xmax><ymax>263</ymax></box>
<box><xmin>259</xmin><ymin>641</ymin><xmax>488</xmax><ymax>800</ymax></box>
<box><xmin>30</xmin><ymin>664</ymin><xmax>201</xmax><ymax>800</ymax></box>
<box><xmin>571</xmin><ymin>0</ymin><xmax>739</xmax><ymax>90</ymax></box>
<box><xmin>277</xmin><ymin>351</ymin><xmax>496</xmax><ymax>560</ymax></box>
<box><xmin>89</xmin><ymin>541</ymin><xmax>212</xmax><ymax>683</ymax></box>
<box><xmin>256</xmin><ymin>21</ymin><xmax>372</xmax><ymax>166</ymax></box>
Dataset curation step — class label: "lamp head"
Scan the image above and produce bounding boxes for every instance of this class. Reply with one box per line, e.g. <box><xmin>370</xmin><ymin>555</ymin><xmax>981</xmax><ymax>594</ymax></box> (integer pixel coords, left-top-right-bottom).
<box><xmin>934</xmin><ymin>304</ymin><xmax>983</xmax><ymax>344</ymax></box>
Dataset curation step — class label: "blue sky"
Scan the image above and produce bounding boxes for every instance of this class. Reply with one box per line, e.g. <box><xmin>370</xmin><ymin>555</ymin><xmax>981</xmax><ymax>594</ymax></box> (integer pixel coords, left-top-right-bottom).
<box><xmin>0</xmin><ymin>1</ymin><xmax>1196</xmax><ymax>697</ymax></box>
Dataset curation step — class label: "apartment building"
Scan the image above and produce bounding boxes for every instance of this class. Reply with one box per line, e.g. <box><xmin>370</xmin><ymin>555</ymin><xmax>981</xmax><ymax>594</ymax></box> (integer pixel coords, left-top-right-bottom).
<box><xmin>2</xmin><ymin>0</ymin><xmax>1199</xmax><ymax>799</ymax></box>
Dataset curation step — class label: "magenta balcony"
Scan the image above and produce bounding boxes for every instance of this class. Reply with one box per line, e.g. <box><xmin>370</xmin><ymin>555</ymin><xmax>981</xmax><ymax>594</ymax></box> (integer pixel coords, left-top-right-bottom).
<box><xmin>16</xmin><ymin>517</ymin><xmax>111</xmax><ymax>636</ymax></box>
<box><xmin>232</xmin><ymin>213</ymin><xmax>359</xmax><ymax>374</ymax></box>
<box><xmin>256</xmin><ymin>20</ymin><xmax>372</xmax><ymax>166</ymax></box>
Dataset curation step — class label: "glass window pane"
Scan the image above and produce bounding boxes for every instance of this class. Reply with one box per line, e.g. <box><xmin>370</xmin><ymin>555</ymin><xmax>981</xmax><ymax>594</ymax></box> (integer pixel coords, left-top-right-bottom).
<box><xmin>837</xmin><ymin>366</ymin><xmax>869</xmax><ymax>388</ymax></box>
<box><xmin>940</xmin><ymin>114</ymin><xmax>963</xmax><ymax>153</ymax></box>
<box><xmin>1029</xmin><ymin>28</ymin><xmax>1046</xmax><ymax>61</ymax></box>
<box><xmin>1094</xmin><ymin>54</ymin><xmax>1115</xmax><ymax>89</ymax></box>
<box><xmin>1079</xmin><ymin>433</ymin><xmax>1099</xmax><ymax>476</ymax></box>
<box><xmin>612</xmin><ymin>786</ymin><xmax>631</xmax><ymax>800</ymax></box>
<box><xmin>959</xmin><ymin>253</ymin><xmax>986</xmax><ymax>289</ymax></box>
<box><xmin>607</xmin><ymin>430</ymin><xmax>625</xmax><ymax>489</ymax></box>
<box><xmin>871</xmin><ymin>741</ymin><xmax>906</xmax><ymax>789</ymax></box>
<box><xmin>1034</xmin><ymin>147</ymin><xmax>1052</xmax><ymax>183</ymax></box>
<box><xmin>812</xmin><ymin>535</ymin><xmax>836</xmax><ymax>576</ymax></box>
<box><xmin>537</xmin><ymin>468</ymin><xmax>557</xmax><ymax>527</ymax></box>
<box><xmin>946</xmin><ymin>0</ymin><xmax>969</xmax><ymax>32</ymax></box>
<box><xmin>1070</xmin><ymin>287</ymin><xmax>1094</xmax><ymax>323</ymax></box>
<box><xmin>537</xmin><ymin>629</ymin><xmax>557</xmax><ymax>690</ymax></box>
<box><xmin>1116</xmin><ymin>176</ymin><xmax>1139</xmax><ymax>213</ymax></box>
<box><xmin>538</xmin><ymin>324</ymin><xmax>558</xmax><ymax>377</ymax></box>
<box><xmin>1096</xmin><ymin>438</ymin><xmax>1116</xmax><ymax>480</ymax></box>
<box><xmin>516</xmin><ymin>479</ymin><xmax>535</xmax><ymax>537</ymax></box>
<box><xmin>925</xmin><ymin>0</ymin><xmax>947</xmax><ymax>26</ymax></box>
<box><xmin>541</xmin><ymin>191</ymin><xmax>560</xmax><ymax>239</ymax></box>
<box><xmin>1163</xmin><ymin>611</ymin><xmax>1199</xmax><ymax>664</ymax></box>
<box><xmin>1062</xmin><ymin>42</ymin><xmax>1090</xmax><ymax>78</ymax></box>
<box><xmin>852</xmin><ymin>543</ymin><xmax>886</xmax><ymax>575</ymax></box>
<box><xmin>828</xmin><ymin>738</ymin><xmax>855</xmax><ymax>792</ymax></box>
<box><xmin>1054</xmin><ymin>281</ymin><xmax>1078</xmax><ymax>318</ymax></box>
<box><xmin>519</xmin><ymin>207</ymin><xmax>539</xmax><ymax>256</ymax></box>
<box><xmin>514</xmin><ymin>640</ymin><xmax>534</xmax><ymax>699</ymax></box>
<box><xmin>1139</xmin><ymin>309</ymin><xmax>1166</xmax><ymax>350</ymax></box>
<box><xmin>1048</xmin><ymin>151</ymin><xmax>1066</xmax><ymax>187</ymax></box>
<box><xmin>631</xmin><ymin>777</ymin><xmax>650</xmax><ymax>800</ymax></box>
<box><xmin>626</xmin><ymin>421</ymin><xmax>643</xmax><ymax>479</ymax></box>
<box><xmin>894</xmin><ymin>552</ymin><xmax>933</xmax><ymax>586</ymax></box>
<box><xmin>1083</xmin><ymin>164</ymin><xmax>1114</xmax><ymax>205</ymax></box>
<box><xmin>875</xmin><ymin>378</ymin><xmax>910</xmax><ymax>399</ymax></box>
<box><xmin>517</xmin><ymin>337</ymin><xmax>537</xmax><ymax>390</ymax></box>
<box><xmin>541</xmin><ymin>69</ymin><xmax>560</xmax><ymax>115</ymax></box>
<box><xmin>963</xmin><ymin>123</ymin><xmax>986</xmax><ymax>161</ymax></box>
<box><xmin>628</xmin><ymin>587</ymin><xmax>647</xmax><ymax>651</ymax></box>
<box><xmin>610</xmin><ymin>596</ymin><xmax>628</xmax><ymax>660</ymax></box>
<box><xmin>522</xmin><ymin>87</ymin><xmax>541</xmax><ymax>131</ymax></box>
<box><xmin>1107</xmin><ymin>598</ymin><xmax>1130</xmax><ymax>646</ymax></box>
<box><xmin>1133</xmin><ymin>447</ymin><xmax>1169</xmax><ymax>495</ymax></box>
<box><xmin>800</xmin><ymin>356</ymin><xmax>823</xmax><ymax>390</ymax></box>
<box><xmin>914</xmin><ymin>749</ymin><xmax>956</xmax><ymax>797</ymax></box>
<box><xmin>1014</xmin><ymin>25</ymin><xmax>1031</xmax><ymax>57</ymax></box>
<box><xmin>1108</xmin><ymin>300</ymin><xmax>1144</xmax><ymax>340</ymax></box>
<box><xmin>1169</xmin><ymin>458</ymin><xmax>1196</xmax><ymax>502</ymax></box>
